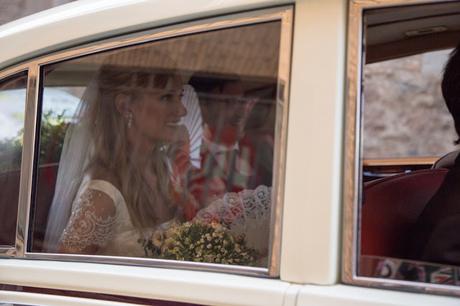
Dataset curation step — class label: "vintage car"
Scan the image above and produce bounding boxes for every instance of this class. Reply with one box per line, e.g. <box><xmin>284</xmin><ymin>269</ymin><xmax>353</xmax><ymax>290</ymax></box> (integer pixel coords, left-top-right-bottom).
<box><xmin>1</xmin><ymin>0</ymin><xmax>460</xmax><ymax>305</ymax></box>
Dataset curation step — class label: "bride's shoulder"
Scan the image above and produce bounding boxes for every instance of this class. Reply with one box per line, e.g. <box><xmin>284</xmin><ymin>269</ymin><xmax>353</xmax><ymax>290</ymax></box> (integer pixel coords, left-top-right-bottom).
<box><xmin>71</xmin><ymin>182</ymin><xmax>118</xmax><ymax>222</ymax></box>
<box><xmin>76</xmin><ymin>166</ymin><xmax>125</xmax><ymax>209</ymax></box>
<box><xmin>88</xmin><ymin>166</ymin><xmax>121</xmax><ymax>189</ymax></box>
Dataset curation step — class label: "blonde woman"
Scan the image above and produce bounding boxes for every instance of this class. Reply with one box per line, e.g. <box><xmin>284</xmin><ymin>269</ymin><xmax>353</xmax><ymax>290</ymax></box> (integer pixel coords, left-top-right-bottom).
<box><xmin>44</xmin><ymin>48</ymin><xmax>192</xmax><ymax>256</ymax></box>
<box><xmin>44</xmin><ymin>47</ymin><xmax>272</xmax><ymax>260</ymax></box>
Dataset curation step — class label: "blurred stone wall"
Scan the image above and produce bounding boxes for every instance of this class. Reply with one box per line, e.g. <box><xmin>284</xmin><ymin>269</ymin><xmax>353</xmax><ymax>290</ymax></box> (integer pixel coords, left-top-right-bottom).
<box><xmin>363</xmin><ymin>50</ymin><xmax>459</xmax><ymax>159</ymax></box>
<box><xmin>0</xmin><ymin>0</ymin><xmax>74</xmax><ymax>26</ymax></box>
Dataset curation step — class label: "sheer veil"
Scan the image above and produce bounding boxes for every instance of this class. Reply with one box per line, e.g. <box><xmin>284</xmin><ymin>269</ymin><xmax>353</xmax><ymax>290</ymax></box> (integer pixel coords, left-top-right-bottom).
<box><xmin>43</xmin><ymin>85</ymin><xmax>95</xmax><ymax>252</ymax></box>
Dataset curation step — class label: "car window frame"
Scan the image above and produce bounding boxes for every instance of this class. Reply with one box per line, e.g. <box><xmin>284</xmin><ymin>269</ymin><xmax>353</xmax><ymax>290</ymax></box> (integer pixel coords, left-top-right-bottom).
<box><xmin>0</xmin><ymin>6</ymin><xmax>293</xmax><ymax>278</ymax></box>
<box><xmin>342</xmin><ymin>0</ymin><xmax>460</xmax><ymax>297</ymax></box>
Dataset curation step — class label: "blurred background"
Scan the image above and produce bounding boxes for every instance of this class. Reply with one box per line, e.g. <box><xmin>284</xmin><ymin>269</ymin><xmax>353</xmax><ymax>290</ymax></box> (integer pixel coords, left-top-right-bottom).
<box><xmin>363</xmin><ymin>50</ymin><xmax>457</xmax><ymax>159</ymax></box>
<box><xmin>0</xmin><ymin>0</ymin><xmax>74</xmax><ymax>26</ymax></box>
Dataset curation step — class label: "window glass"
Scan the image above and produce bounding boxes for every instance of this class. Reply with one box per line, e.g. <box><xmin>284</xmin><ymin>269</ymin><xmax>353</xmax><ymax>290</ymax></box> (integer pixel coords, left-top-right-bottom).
<box><xmin>30</xmin><ymin>22</ymin><xmax>281</xmax><ymax>268</ymax></box>
<box><xmin>358</xmin><ymin>2</ymin><xmax>460</xmax><ymax>288</ymax></box>
<box><xmin>0</xmin><ymin>71</ymin><xmax>27</xmax><ymax>246</ymax></box>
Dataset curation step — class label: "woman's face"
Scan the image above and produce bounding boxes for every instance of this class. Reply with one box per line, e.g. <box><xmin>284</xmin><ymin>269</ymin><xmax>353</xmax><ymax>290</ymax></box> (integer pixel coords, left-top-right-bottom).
<box><xmin>129</xmin><ymin>75</ymin><xmax>187</xmax><ymax>145</ymax></box>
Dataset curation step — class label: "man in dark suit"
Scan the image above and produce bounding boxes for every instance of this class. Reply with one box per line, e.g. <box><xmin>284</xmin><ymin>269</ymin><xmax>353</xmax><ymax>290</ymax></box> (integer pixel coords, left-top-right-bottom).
<box><xmin>187</xmin><ymin>74</ymin><xmax>274</xmax><ymax>207</ymax></box>
<box><xmin>408</xmin><ymin>41</ymin><xmax>460</xmax><ymax>266</ymax></box>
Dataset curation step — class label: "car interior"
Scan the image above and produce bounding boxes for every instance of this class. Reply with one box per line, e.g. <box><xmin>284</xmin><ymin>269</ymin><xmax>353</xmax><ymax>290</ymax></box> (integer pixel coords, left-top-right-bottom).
<box><xmin>359</xmin><ymin>2</ymin><xmax>460</xmax><ymax>270</ymax></box>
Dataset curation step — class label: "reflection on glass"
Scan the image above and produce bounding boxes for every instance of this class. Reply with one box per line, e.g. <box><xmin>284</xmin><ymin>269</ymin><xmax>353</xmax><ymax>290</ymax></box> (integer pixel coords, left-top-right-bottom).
<box><xmin>30</xmin><ymin>22</ymin><xmax>281</xmax><ymax>268</ymax></box>
<box><xmin>0</xmin><ymin>71</ymin><xmax>28</xmax><ymax>246</ymax></box>
<box><xmin>360</xmin><ymin>256</ymin><xmax>460</xmax><ymax>286</ymax></box>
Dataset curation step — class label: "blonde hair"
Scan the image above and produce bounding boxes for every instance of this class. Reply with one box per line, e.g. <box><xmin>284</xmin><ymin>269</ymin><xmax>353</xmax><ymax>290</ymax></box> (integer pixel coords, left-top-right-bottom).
<box><xmin>81</xmin><ymin>48</ymin><xmax>180</xmax><ymax>228</ymax></box>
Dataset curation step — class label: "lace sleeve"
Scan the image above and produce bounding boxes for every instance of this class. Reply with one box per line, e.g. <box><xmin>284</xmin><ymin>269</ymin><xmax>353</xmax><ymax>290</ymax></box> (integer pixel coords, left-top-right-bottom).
<box><xmin>194</xmin><ymin>185</ymin><xmax>271</xmax><ymax>253</ymax></box>
<box><xmin>58</xmin><ymin>188</ymin><xmax>118</xmax><ymax>254</ymax></box>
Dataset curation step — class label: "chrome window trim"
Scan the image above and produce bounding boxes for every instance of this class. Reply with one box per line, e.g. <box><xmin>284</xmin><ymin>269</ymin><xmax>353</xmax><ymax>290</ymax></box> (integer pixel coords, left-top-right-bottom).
<box><xmin>0</xmin><ymin>68</ymin><xmax>29</xmax><ymax>83</ymax></box>
<box><xmin>0</xmin><ymin>69</ymin><xmax>29</xmax><ymax>257</ymax></box>
<box><xmin>16</xmin><ymin>65</ymin><xmax>39</xmax><ymax>258</ymax></box>
<box><xmin>3</xmin><ymin>6</ymin><xmax>293</xmax><ymax>277</ymax></box>
<box><xmin>342</xmin><ymin>0</ymin><xmax>460</xmax><ymax>297</ymax></box>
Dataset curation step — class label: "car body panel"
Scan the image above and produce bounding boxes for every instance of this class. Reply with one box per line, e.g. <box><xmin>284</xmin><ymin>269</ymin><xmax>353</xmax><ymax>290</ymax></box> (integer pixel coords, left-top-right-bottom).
<box><xmin>0</xmin><ymin>0</ymin><xmax>459</xmax><ymax>305</ymax></box>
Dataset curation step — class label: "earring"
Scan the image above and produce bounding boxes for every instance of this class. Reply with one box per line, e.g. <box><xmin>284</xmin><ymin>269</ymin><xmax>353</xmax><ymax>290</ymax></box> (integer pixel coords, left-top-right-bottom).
<box><xmin>127</xmin><ymin>112</ymin><xmax>133</xmax><ymax>128</ymax></box>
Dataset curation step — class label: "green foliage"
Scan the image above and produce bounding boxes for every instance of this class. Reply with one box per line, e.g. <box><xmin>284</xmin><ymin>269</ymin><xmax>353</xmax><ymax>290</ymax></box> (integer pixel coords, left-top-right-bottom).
<box><xmin>0</xmin><ymin>136</ymin><xmax>22</xmax><ymax>173</ymax></box>
<box><xmin>0</xmin><ymin>110</ymin><xmax>68</xmax><ymax>173</ymax></box>
<box><xmin>38</xmin><ymin>110</ymin><xmax>68</xmax><ymax>164</ymax></box>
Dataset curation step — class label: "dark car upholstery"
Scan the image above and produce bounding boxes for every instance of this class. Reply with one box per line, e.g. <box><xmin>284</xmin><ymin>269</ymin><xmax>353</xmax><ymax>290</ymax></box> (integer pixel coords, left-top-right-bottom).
<box><xmin>361</xmin><ymin>168</ymin><xmax>448</xmax><ymax>257</ymax></box>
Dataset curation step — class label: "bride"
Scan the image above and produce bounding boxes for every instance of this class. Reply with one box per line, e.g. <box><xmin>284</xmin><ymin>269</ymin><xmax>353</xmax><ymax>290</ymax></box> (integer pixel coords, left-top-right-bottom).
<box><xmin>44</xmin><ymin>48</ymin><xmax>271</xmax><ymax>259</ymax></box>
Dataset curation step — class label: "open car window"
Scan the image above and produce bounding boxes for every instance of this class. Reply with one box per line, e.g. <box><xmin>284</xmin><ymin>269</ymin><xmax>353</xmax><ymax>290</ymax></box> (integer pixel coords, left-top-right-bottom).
<box><xmin>344</xmin><ymin>0</ymin><xmax>460</xmax><ymax>297</ymax></box>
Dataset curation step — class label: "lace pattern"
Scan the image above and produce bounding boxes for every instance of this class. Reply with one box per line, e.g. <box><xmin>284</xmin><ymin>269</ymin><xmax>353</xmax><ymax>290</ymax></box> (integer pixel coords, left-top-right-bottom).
<box><xmin>58</xmin><ymin>181</ymin><xmax>271</xmax><ymax>256</ymax></box>
<box><xmin>59</xmin><ymin>188</ymin><xmax>118</xmax><ymax>254</ymax></box>
<box><xmin>195</xmin><ymin>185</ymin><xmax>271</xmax><ymax>223</ymax></box>
<box><xmin>194</xmin><ymin>185</ymin><xmax>271</xmax><ymax>252</ymax></box>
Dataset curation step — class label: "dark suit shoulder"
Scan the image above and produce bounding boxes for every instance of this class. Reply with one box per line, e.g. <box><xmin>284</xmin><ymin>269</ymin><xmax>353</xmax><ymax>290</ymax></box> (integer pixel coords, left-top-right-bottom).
<box><xmin>406</xmin><ymin>165</ymin><xmax>460</xmax><ymax>264</ymax></box>
<box><xmin>421</xmin><ymin>213</ymin><xmax>460</xmax><ymax>266</ymax></box>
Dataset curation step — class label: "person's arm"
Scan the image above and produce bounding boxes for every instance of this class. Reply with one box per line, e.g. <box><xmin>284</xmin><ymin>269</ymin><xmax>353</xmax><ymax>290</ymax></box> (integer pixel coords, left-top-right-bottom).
<box><xmin>58</xmin><ymin>188</ymin><xmax>117</xmax><ymax>254</ymax></box>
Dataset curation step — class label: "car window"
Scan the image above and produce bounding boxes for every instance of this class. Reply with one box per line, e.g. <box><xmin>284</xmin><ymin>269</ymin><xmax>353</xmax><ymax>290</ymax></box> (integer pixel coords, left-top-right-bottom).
<box><xmin>0</xmin><ymin>71</ymin><xmax>27</xmax><ymax>247</ymax></box>
<box><xmin>344</xmin><ymin>0</ymin><xmax>460</xmax><ymax>296</ymax></box>
<box><xmin>27</xmin><ymin>19</ymin><xmax>287</xmax><ymax>273</ymax></box>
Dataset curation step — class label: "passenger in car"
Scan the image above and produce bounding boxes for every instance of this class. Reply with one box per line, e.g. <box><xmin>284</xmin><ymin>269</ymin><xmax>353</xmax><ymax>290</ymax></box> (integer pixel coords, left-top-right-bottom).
<box><xmin>44</xmin><ymin>49</ymin><xmax>192</xmax><ymax>256</ymax></box>
<box><xmin>187</xmin><ymin>74</ymin><xmax>274</xmax><ymax>207</ymax></box>
<box><xmin>45</xmin><ymin>50</ymin><xmax>273</xmax><ymax>259</ymax></box>
<box><xmin>407</xmin><ymin>40</ymin><xmax>460</xmax><ymax>266</ymax></box>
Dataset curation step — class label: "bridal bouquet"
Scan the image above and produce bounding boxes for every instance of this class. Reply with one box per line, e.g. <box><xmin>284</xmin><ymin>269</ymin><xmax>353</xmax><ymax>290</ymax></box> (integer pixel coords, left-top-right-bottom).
<box><xmin>140</xmin><ymin>221</ymin><xmax>258</xmax><ymax>266</ymax></box>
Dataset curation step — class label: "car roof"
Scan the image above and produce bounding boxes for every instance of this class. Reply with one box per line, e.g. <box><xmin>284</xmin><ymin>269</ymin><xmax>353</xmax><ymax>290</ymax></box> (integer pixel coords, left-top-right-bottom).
<box><xmin>365</xmin><ymin>2</ymin><xmax>460</xmax><ymax>63</ymax></box>
<box><xmin>0</xmin><ymin>0</ymin><xmax>284</xmax><ymax>70</ymax></box>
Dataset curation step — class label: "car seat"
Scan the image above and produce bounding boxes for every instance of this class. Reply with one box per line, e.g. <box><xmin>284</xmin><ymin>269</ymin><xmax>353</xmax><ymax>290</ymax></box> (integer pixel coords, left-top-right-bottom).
<box><xmin>360</xmin><ymin>168</ymin><xmax>448</xmax><ymax>257</ymax></box>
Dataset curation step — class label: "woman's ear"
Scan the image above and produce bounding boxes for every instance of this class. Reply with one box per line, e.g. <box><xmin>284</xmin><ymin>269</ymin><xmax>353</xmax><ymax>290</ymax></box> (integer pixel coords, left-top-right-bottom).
<box><xmin>114</xmin><ymin>93</ymin><xmax>132</xmax><ymax>116</ymax></box>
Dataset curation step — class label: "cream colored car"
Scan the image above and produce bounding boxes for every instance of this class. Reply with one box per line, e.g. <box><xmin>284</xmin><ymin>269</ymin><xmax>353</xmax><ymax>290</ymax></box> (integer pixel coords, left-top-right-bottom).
<box><xmin>0</xmin><ymin>1</ymin><xmax>459</xmax><ymax>305</ymax></box>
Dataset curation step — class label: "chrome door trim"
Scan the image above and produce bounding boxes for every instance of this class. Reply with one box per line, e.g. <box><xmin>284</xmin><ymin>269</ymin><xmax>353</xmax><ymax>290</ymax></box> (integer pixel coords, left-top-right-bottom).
<box><xmin>16</xmin><ymin>65</ymin><xmax>39</xmax><ymax>257</ymax></box>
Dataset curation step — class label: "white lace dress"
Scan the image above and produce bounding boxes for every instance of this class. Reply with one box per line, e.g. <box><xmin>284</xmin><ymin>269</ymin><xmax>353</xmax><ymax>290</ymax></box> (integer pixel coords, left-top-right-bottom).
<box><xmin>59</xmin><ymin>178</ymin><xmax>272</xmax><ymax>257</ymax></box>
<box><xmin>194</xmin><ymin>185</ymin><xmax>272</xmax><ymax>255</ymax></box>
<box><xmin>59</xmin><ymin>179</ymin><xmax>145</xmax><ymax>257</ymax></box>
